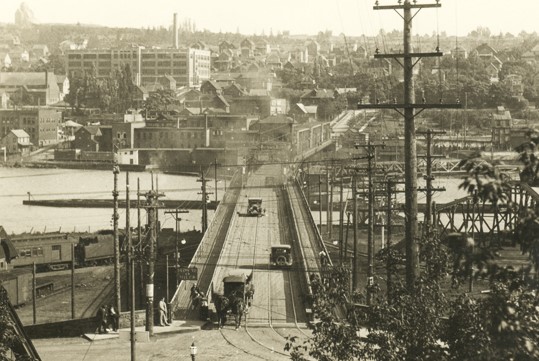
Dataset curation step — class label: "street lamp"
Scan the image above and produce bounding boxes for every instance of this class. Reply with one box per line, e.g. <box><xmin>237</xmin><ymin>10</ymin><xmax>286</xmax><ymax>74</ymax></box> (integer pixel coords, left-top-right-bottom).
<box><xmin>190</xmin><ymin>341</ymin><xmax>198</xmax><ymax>361</ymax></box>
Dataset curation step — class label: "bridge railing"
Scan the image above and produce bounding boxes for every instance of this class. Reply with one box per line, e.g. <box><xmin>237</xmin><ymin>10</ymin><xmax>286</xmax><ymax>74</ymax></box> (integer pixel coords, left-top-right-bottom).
<box><xmin>294</xmin><ymin>178</ymin><xmax>332</xmax><ymax>267</ymax></box>
<box><xmin>284</xmin><ymin>184</ymin><xmax>313</xmax><ymax>315</ymax></box>
<box><xmin>170</xmin><ymin>171</ymin><xmax>242</xmax><ymax>314</ymax></box>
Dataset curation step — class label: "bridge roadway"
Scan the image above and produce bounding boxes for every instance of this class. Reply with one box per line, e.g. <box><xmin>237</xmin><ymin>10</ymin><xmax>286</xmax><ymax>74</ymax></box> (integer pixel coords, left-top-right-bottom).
<box><xmin>172</xmin><ymin>164</ymin><xmax>324</xmax><ymax>358</ymax></box>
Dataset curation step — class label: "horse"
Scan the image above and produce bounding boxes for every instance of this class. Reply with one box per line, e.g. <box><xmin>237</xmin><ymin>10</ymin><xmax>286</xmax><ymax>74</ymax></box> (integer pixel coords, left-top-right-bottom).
<box><xmin>212</xmin><ymin>293</ymin><xmax>230</xmax><ymax>329</ymax></box>
<box><xmin>231</xmin><ymin>297</ymin><xmax>245</xmax><ymax>330</ymax></box>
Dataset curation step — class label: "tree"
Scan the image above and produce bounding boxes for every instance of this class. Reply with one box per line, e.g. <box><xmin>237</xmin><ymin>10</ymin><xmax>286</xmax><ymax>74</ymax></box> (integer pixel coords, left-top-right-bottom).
<box><xmin>0</xmin><ymin>288</ymin><xmax>37</xmax><ymax>360</ymax></box>
<box><xmin>143</xmin><ymin>89</ymin><xmax>177</xmax><ymax>113</ymax></box>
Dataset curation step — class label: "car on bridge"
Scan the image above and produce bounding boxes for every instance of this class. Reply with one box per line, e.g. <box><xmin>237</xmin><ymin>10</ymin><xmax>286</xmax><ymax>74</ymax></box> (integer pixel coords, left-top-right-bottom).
<box><xmin>246</xmin><ymin>197</ymin><xmax>263</xmax><ymax>217</ymax></box>
<box><xmin>270</xmin><ymin>244</ymin><xmax>292</xmax><ymax>268</ymax></box>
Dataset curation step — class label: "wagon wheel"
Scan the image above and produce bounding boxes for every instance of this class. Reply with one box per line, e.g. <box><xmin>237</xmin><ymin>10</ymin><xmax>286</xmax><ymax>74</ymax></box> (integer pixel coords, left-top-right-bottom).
<box><xmin>276</xmin><ymin>255</ymin><xmax>287</xmax><ymax>266</ymax></box>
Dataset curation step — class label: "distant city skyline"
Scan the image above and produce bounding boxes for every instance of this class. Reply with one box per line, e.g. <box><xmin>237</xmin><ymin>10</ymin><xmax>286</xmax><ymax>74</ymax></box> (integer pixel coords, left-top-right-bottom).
<box><xmin>2</xmin><ymin>0</ymin><xmax>539</xmax><ymax>38</ymax></box>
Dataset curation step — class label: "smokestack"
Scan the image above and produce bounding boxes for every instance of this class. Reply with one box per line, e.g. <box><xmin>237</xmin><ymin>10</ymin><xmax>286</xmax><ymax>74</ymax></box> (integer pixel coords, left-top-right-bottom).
<box><xmin>173</xmin><ymin>13</ymin><xmax>179</xmax><ymax>49</ymax></box>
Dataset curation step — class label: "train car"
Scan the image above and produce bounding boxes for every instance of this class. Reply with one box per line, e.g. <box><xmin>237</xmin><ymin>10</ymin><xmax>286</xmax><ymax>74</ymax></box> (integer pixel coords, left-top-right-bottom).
<box><xmin>0</xmin><ymin>268</ymin><xmax>32</xmax><ymax>307</ymax></box>
<box><xmin>76</xmin><ymin>234</ymin><xmax>115</xmax><ymax>267</ymax></box>
<box><xmin>9</xmin><ymin>232</ymin><xmax>77</xmax><ymax>272</ymax></box>
<box><xmin>270</xmin><ymin>244</ymin><xmax>293</xmax><ymax>268</ymax></box>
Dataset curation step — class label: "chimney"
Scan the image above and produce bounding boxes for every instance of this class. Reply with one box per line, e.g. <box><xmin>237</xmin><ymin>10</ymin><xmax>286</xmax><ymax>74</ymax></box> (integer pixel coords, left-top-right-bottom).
<box><xmin>173</xmin><ymin>13</ymin><xmax>179</xmax><ymax>49</ymax></box>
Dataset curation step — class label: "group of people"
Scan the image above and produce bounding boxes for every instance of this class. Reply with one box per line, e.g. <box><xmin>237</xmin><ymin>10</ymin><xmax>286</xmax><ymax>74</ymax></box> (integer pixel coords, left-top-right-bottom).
<box><xmin>95</xmin><ymin>304</ymin><xmax>119</xmax><ymax>334</ymax></box>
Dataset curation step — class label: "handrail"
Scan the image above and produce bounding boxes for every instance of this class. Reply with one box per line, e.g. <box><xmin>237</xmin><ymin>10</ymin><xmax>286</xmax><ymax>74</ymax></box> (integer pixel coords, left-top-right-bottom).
<box><xmin>170</xmin><ymin>171</ymin><xmax>240</xmax><ymax>305</ymax></box>
<box><xmin>294</xmin><ymin>178</ymin><xmax>332</xmax><ymax>267</ymax></box>
<box><xmin>285</xmin><ymin>184</ymin><xmax>313</xmax><ymax>300</ymax></box>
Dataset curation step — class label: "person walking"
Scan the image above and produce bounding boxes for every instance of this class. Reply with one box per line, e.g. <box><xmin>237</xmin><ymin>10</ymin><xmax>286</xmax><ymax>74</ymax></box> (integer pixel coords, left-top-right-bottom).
<box><xmin>159</xmin><ymin>297</ymin><xmax>170</xmax><ymax>326</ymax></box>
<box><xmin>95</xmin><ymin>305</ymin><xmax>108</xmax><ymax>334</ymax></box>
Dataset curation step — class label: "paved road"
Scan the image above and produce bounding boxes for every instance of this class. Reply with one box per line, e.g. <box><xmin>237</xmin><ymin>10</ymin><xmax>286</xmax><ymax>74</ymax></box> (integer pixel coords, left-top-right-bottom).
<box><xmin>32</xmin><ymin>327</ymin><xmax>295</xmax><ymax>361</ymax></box>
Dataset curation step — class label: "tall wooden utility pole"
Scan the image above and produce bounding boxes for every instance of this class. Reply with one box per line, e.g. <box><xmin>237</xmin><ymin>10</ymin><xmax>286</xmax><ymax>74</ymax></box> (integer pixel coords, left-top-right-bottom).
<box><xmin>359</xmin><ymin>0</ymin><xmax>461</xmax><ymax>290</ymax></box>
<box><xmin>418</xmin><ymin>129</ymin><xmax>446</xmax><ymax>238</ymax></box>
<box><xmin>339</xmin><ymin>168</ymin><xmax>344</xmax><ymax>265</ymax></box>
<box><xmin>112</xmin><ymin>164</ymin><xmax>121</xmax><ymax>313</ymax></box>
<box><xmin>386</xmin><ymin>178</ymin><xmax>394</xmax><ymax>302</ymax></box>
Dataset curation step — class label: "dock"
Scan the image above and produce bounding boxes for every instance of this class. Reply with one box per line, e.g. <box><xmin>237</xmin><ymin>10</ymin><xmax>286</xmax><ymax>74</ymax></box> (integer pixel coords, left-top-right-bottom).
<box><xmin>22</xmin><ymin>199</ymin><xmax>219</xmax><ymax>210</ymax></box>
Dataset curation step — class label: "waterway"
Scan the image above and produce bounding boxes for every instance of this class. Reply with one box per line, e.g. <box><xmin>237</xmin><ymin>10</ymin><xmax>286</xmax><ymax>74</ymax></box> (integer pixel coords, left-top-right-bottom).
<box><xmin>0</xmin><ymin>168</ymin><xmax>225</xmax><ymax>234</ymax></box>
<box><xmin>0</xmin><ymin>167</ymin><xmax>504</xmax><ymax>236</ymax></box>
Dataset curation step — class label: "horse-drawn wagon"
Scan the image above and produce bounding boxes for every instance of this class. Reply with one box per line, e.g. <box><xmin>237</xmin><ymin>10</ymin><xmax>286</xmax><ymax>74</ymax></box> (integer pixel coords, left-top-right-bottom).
<box><xmin>212</xmin><ymin>270</ymin><xmax>254</xmax><ymax>329</ymax></box>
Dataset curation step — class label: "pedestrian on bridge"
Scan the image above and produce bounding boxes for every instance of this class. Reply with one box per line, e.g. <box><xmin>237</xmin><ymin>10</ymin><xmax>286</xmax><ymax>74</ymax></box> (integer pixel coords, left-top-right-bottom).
<box><xmin>319</xmin><ymin>250</ymin><xmax>328</xmax><ymax>267</ymax></box>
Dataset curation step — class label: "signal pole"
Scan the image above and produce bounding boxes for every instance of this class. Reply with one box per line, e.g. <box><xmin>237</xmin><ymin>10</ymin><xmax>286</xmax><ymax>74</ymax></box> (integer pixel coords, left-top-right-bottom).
<box><xmin>359</xmin><ymin>0</ymin><xmax>461</xmax><ymax>290</ymax></box>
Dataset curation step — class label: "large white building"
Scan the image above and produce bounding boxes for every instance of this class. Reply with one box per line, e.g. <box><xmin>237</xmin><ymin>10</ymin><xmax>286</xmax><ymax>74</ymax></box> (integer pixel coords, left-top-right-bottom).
<box><xmin>65</xmin><ymin>47</ymin><xmax>210</xmax><ymax>87</ymax></box>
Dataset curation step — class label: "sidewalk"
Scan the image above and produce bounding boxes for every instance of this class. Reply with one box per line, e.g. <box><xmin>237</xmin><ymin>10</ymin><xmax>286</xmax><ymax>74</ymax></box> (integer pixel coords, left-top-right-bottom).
<box><xmin>82</xmin><ymin>320</ymin><xmax>206</xmax><ymax>342</ymax></box>
<box><xmin>33</xmin><ymin>321</ymin><xmax>281</xmax><ymax>361</ymax></box>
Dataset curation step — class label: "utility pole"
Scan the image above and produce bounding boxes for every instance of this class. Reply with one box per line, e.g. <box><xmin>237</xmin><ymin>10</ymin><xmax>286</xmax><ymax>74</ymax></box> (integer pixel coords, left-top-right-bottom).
<box><xmin>352</xmin><ymin>175</ymin><xmax>359</xmax><ymax>290</ymax></box>
<box><xmin>339</xmin><ymin>168</ymin><xmax>344</xmax><ymax>265</ymax></box>
<box><xmin>71</xmin><ymin>244</ymin><xmax>75</xmax><ymax>319</ymax></box>
<box><xmin>359</xmin><ymin>0</ymin><xmax>461</xmax><ymax>290</ymax></box>
<box><xmin>127</xmin><ymin>173</ymin><xmax>136</xmax><ymax>361</ymax></box>
<box><xmin>365</xmin><ymin>142</ymin><xmax>377</xmax><ymax>305</ymax></box>
<box><xmin>318</xmin><ymin>174</ymin><xmax>322</xmax><ymax>234</ymax></box>
<box><xmin>137</xmin><ymin>179</ymin><xmax>142</xmax><ymax>309</ymax></box>
<box><xmin>386</xmin><ymin>178</ymin><xmax>394</xmax><ymax>302</ymax></box>
<box><xmin>164</xmin><ymin>208</ymin><xmax>189</xmax><ymax>288</ymax></box>
<box><xmin>112</xmin><ymin>164</ymin><xmax>121</xmax><ymax>314</ymax></box>
<box><xmin>418</xmin><ymin>129</ymin><xmax>446</xmax><ymax>238</ymax></box>
<box><xmin>327</xmin><ymin>163</ymin><xmax>332</xmax><ymax>239</ymax></box>
<box><xmin>139</xmin><ymin>178</ymin><xmax>164</xmax><ymax>337</ymax></box>
<box><xmin>384</xmin><ymin>177</ymin><xmax>405</xmax><ymax>302</ymax></box>
<box><xmin>214</xmin><ymin>159</ymin><xmax>218</xmax><ymax>203</ymax></box>
<box><xmin>126</xmin><ymin>172</ymin><xmax>131</xmax><ymax>312</ymax></box>
<box><xmin>197</xmin><ymin>171</ymin><xmax>212</xmax><ymax>233</ymax></box>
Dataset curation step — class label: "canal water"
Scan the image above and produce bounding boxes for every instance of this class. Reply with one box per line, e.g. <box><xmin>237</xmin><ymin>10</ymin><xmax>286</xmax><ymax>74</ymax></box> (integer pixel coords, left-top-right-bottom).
<box><xmin>0</xmin><ymin>168</ymin><xmax>225</xmax><ymax>234</ymax></box>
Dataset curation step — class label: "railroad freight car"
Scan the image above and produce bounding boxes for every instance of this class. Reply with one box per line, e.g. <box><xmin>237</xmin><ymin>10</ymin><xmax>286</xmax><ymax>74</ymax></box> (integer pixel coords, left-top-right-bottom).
<box><xmin>10</xmin><ymin>232</ymin><xmax>78</xmax><ymax>272</ymax></box>
<box><xmin>0</xmin><ymin>268</ymin><xmax>32</xmax><ymax>307</ymax></box>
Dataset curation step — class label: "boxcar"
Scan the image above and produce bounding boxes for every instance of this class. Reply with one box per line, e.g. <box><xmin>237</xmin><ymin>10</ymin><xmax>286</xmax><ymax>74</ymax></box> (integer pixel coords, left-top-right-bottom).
<box><xmin>0</xmin><ymin>268</ymin><xmax>32</xmax><ymax>307</ymax></box>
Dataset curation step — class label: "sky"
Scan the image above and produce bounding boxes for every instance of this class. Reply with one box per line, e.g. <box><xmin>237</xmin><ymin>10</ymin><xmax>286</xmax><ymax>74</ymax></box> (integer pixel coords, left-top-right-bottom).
<box><xmin>1</xmin><ymin>0</ymin><xmax>539</xmax><ymax>38</ymax></box>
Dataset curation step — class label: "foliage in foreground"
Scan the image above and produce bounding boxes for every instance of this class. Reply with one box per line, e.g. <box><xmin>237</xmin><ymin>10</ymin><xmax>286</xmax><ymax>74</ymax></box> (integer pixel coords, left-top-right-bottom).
<box><xmin>287</xmin><ymin>135</ymin><xmax>539</xmax><ymax>360</ymax></box>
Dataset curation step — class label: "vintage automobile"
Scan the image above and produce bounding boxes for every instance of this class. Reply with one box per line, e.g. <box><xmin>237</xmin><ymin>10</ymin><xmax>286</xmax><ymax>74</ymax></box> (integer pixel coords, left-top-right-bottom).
<box><xmin>270</xmin><ymin>244</ymin><xmax>292</xmax><ymax>268</ymax></box>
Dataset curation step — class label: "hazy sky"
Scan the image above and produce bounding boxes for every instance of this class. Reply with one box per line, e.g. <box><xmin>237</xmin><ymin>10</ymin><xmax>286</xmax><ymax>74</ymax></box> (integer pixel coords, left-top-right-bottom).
<box><xmin>2</xmin><ymin>0</ymin><xmax>539</xmax><ymax>37</ymax></box>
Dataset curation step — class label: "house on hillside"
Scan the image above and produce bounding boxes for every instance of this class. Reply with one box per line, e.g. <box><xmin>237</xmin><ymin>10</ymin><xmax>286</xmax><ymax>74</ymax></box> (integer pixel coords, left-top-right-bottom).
<box><xmin>289</xmin><ymin>103</ymin><xmax>318</xmax><ymax>122</ymax></box>
<box><xmin>200</xmin><ymin>80</ymin><xmax>223</xmax><ymax>96</ymax></box>
<box><xmin>300</xmin><ymin>88</ymin><xmax>335</xmax><ymax>106</ymax></box>
<box><xmin>240</xmin><ymin>38</ymin><xmax>255</xmax><ymax>58</ymax></box>
<box><xmin>223</xmin><ymin>83</ymin><xmax>247</xmax><ymax>98</ymax></box>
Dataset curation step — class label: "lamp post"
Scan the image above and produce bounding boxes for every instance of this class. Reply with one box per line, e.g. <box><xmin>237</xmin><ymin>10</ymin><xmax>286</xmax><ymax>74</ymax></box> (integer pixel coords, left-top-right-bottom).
<box><xmin>190</xmin><ymin>341</ymin><xmax>198</xmax><ymax>361</ymax></box>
